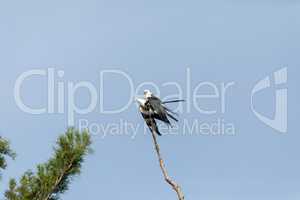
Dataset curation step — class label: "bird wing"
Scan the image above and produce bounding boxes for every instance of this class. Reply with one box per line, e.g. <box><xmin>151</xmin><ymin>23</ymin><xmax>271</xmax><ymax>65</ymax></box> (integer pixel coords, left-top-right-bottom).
<box><xmin>147</xmin><ymin>96</ymin><xmax>172</xmax><ymax>125</ymax></box>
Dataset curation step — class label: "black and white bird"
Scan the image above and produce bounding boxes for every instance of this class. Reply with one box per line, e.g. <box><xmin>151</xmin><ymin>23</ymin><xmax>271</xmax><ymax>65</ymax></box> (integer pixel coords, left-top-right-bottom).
<box><xmin>136</xmin><ymin>90</ymin><xmax>184</xmax><ymax>136</ymax></box>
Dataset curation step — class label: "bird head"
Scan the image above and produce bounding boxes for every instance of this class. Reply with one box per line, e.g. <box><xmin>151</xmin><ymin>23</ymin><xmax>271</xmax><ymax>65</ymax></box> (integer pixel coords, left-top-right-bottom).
<box><xmin>144</xmin><ymin>89</ymin><xmax>152</xmax><ymax>98</ymax></box>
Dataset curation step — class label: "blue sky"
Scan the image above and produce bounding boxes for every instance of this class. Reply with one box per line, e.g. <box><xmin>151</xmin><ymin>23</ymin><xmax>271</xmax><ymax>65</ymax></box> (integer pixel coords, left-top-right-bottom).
<box><xmin>0</xmin><ymin>0</ymin><xmax>299</xmax><ymax>199</ymax></box>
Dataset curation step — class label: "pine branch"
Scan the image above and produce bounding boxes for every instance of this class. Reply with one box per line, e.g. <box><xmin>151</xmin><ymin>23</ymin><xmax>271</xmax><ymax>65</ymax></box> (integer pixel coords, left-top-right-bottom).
<box><xmin>0</xmin><ymin>136</ymin><xmax>16</xmax><ymax>179</ymax></box>
<box><xmin>4</xmin><ymin>128</ymin><xmax>92</xmax><ymax>200</ymax></box>
<box><xmin>150</xmin><ymin>131</ymin><xmax>185</xmax><ymax>200</ymax></box>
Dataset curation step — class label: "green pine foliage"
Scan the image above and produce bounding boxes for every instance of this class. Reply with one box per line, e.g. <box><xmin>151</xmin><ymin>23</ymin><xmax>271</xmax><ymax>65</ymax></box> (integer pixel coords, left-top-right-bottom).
<box><xmin>0</xmin><ymin>137</ymin><xmax>16</xmax><ymax>178</ymax></box>
<box><xmin>4</xmin><ymin>128</ymin><xmax>92</xmax><ymax>200</ymax></box>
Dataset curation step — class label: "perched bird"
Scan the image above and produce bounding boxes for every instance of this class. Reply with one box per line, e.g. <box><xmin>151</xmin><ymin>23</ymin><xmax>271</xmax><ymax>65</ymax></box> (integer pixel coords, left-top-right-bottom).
<box><xmin>136</xmin><ymin>90</ymin><xmax>184</xmax><ymax>136</ymax></box>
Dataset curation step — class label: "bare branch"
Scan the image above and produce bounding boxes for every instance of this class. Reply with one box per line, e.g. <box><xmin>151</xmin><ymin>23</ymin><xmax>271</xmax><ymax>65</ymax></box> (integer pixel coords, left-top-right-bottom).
<box><xmin>150</xmin><ymin>131</ymin><xmax>185</xmax><ymax>200</ymax></box>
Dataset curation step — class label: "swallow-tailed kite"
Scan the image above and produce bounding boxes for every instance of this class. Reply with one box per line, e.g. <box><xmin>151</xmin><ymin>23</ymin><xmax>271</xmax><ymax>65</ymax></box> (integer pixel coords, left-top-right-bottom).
<box><xmin>136</xmin><ymin>90</ymin><xmax>184</xmax><ymax>136</ymax></box>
